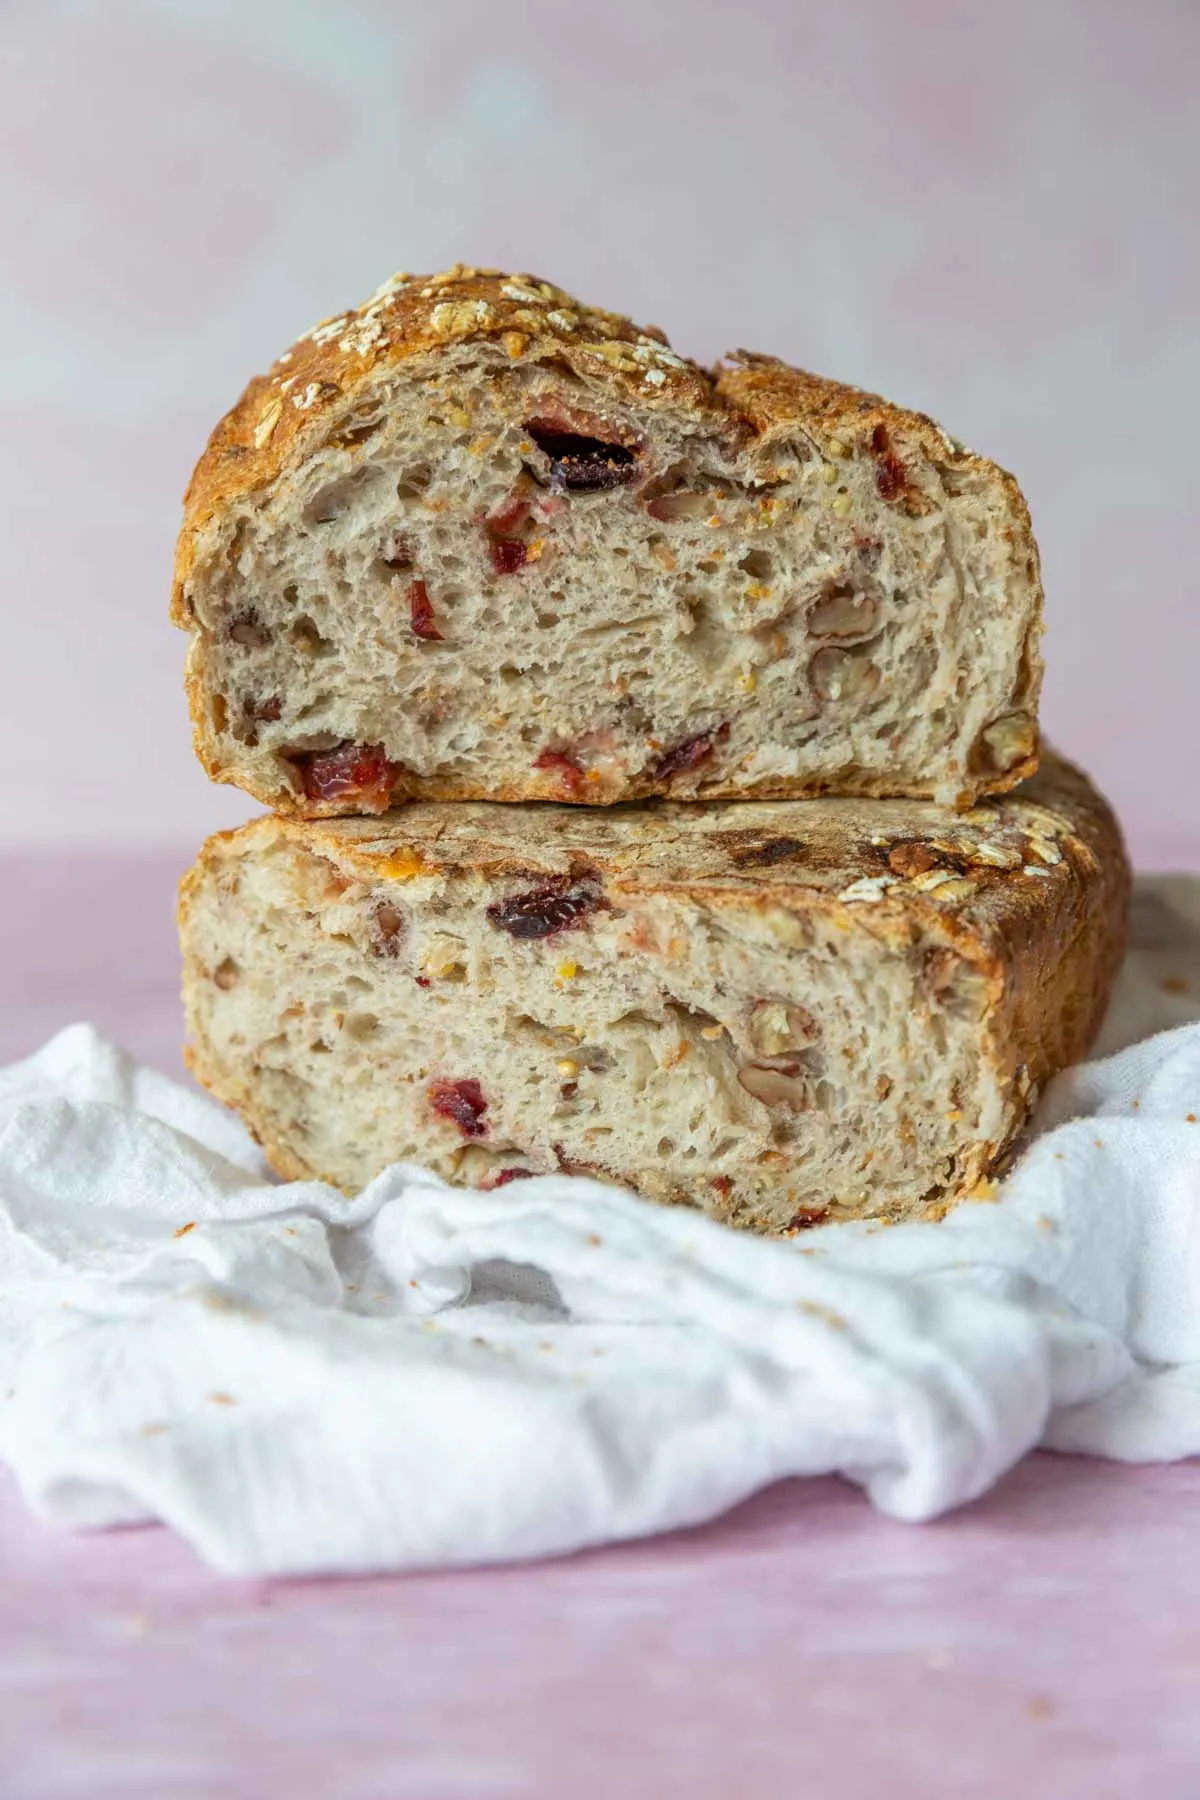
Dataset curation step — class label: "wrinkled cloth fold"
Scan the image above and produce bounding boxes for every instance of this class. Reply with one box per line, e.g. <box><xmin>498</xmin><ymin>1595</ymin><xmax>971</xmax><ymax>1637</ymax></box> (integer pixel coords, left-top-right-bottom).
<box><xmin>0</xmin><ymin>874</ymin><xmax>1198</xmax><ymax>1576</ymax></box>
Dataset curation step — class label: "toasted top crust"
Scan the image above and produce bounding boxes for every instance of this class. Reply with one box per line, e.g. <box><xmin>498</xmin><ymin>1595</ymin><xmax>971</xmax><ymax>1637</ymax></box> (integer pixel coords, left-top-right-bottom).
<box><xmin>196</xmin><ymin>753</ymin><xmax>1126</xmax><ymax>989</ymax></box>
<box><xmin>172</xmin><ymin>264</ymin><xmax>1038</xmax><ymax>622</ymax></box>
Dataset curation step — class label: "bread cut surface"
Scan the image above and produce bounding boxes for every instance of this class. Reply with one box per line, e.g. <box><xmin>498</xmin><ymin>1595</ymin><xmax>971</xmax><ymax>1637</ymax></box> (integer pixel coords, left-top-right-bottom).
<box><xmin>172</xmin><ymin>265</ymin><xmax>1043</xmax><ymax>813</ymax></box>
<box><xmin>179</xmin><ymin>753</ymin><xmax>1125</xmax><ymax>1233</ymax></box>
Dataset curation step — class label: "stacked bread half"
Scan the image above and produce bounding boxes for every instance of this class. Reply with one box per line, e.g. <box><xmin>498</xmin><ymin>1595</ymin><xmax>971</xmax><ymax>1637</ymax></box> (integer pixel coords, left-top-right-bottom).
<box><xmin>174</xmin><ymin>265</ymin><xmax>1127</xmax><ymax>1231</ymax></box>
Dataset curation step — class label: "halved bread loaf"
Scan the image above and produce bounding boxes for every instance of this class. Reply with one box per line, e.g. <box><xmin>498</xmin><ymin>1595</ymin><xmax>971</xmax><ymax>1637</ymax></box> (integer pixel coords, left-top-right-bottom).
<box><xmin>179</xmin><ymin>753</ymin><xmax>1125</xmax><ymax>1232</ymax></box>
<box><xmin>172</xmin><ymin>266</ymin><xmax>1043</xmax><ymax>813</ymax></box>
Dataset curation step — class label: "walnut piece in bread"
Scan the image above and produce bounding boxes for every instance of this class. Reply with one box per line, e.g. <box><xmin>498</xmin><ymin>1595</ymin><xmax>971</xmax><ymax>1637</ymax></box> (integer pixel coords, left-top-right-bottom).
<box><xmin>179</xmin><ymin>753</ymin><xmax>1125</xmax><ymax>1232</ymax></box>
<box><xmin>172</xmin><ymin>266</ymin><xmax>1043</xmax><ymax>813</ymax></box>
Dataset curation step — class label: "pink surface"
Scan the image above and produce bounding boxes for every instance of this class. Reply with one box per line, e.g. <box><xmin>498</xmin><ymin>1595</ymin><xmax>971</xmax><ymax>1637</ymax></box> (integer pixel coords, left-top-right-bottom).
<box><xmin>0</xmin><ymin>3</ymin><xmax>1198</xmax><ymax>862</ymax></box>
<box><xmin>3</xmin><ymin>851</ymin><xmax>1200</xmax><ymax>1796</ymax></box>
<box><xmin>5</xmin><ymin>1457</ymin><xmax>1200</xmax><ymax>1800</ymax></box>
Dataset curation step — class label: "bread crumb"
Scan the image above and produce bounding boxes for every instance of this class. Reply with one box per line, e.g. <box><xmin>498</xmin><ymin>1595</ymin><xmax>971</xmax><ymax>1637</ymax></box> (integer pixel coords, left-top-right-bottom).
<box><xmin>173</xmin><ymin>1221</ymin><xmax>196</xmax><ymax>1238</ymax></box>
<box><xmin>798</xmin><ymin>1299</ymin><xmax>848</xmax><ymax>1331</ymax></box>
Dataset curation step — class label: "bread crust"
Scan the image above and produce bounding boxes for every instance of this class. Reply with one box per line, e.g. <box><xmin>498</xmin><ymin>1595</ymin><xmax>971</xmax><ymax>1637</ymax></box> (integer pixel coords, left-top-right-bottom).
<box><xmin>179</xmin><ymin>752</ymin><xmax>1126</xmax><ymax>1221</ymax></box>
<box><xmin>172</xmin><ymin>265</ymin><xmax>1044</xmax><ymax>810</ymax></box>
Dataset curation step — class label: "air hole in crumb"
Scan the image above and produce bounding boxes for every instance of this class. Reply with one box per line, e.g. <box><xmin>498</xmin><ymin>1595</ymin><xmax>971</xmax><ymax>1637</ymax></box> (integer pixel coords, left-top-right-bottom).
<box><xmin>656</xmin><ymin>1137</ymin><xmax>677</xmax><ymax>1158</ymax></box>
<box><xmin>738</xmin><ymin>549</ymin><xmax>774</xmax><ymax>582</ymax></box>
<box><xmin>305</xmin><ymin>472</ymin><xmax>369</xmax><ymax>525</ymax></box>
<box><xmin>344</xmin><ymin>1013</ymin><xmax>380</xmax><ymax>1040</ymax></box>
<box><xmin>290</xmin><ymin>616</ymin><xmax>333</xmax><ymax>657</ymax></box>
<box><xmin>397</xmin><ymin>467</ymin><xmax>432</xmax><ymax>499</ymax></box>
<box><xmin>213</xmin><ymin>957</ymin><xmax>238</xmax><ymax>990</ymax></box>
<box><xmin>335</xmin><ymin>417</ymin><xmax>382</xmax><ymax>449</ymax></box>
<box><xmin>210</xmin><ymin>694</ymin><xmax>228</xmax><ymax>733</ymax></box>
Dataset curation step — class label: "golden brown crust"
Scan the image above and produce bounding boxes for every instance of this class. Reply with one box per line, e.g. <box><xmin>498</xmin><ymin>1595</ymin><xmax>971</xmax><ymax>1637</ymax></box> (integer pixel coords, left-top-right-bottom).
<box><xmin>173</xmin><ymin>264</ymin><xmax>1044</xmax><ymax>811</ymax></box>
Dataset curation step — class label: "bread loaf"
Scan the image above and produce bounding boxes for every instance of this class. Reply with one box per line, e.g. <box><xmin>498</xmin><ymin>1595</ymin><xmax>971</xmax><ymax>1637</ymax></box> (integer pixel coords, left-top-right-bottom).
<box><xmin>172</xmin><ymin>266</ymin><xmax>1043</xmax><ymax>814</ymax></box>
<box><xmin>179</xmin><ymin>753</ymin><xmax>1125</xmax><ymax>1232</ymax></box>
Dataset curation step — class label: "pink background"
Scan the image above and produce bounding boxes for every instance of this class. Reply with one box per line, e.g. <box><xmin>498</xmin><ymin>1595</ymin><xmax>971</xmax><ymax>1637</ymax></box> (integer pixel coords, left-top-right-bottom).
<box><xmin>0</xmin><ymin>0</ymin><xmax>1197</xmax><ymax>864</ymax></box>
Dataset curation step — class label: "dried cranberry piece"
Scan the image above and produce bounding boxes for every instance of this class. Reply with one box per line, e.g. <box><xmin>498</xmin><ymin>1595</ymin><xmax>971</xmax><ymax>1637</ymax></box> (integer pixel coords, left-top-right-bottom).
<box><xmin>785</xmin><ymin>1207</ymin><xmax>828</xmax><ymax>1232</ymax></box>
<box><xmin>533</xmin><ymin>748</ymin><xmax>585</xmax><ymax>797</ymax></box>
<box><xmin>485</xmin><ymin>493</ymin><xmax>531</xmax><ymax>536</ymax></box>
<box><xmin>486</xmin><ymin>877</ymin><xmax>602</xmax><ymax>941</ymax></box>
<box><xmin>870</xmin><ymin>425</ymin><xmax>907</xmax><ymax>503</ymax></box>
<box><xmin>489</xmin><ymin>537</ymin><xmax>529</xmax><ymax>575</ymax></box>
<box><xmin>373</xmin><ymin>902</ymin><xmax>405</xmax><ymax>956</ymax></box>
<box><xmin>429</xmin><ymin>1078</ymin><xmax>488</xmax><ymax>1138</ymax></box>
<box><xmin>525</xmin><ymin>423</ymin><xmax>639</xmax><ymax>493</ymax></box>
<box><xmin>407</xmin><ymin>579</ymin><xmax>442</xmax><ymax>640</ymax></box>
<box><xmin>649</xmin><ymin>722</ymin><xmax>730</xmax><ymax>781</ymax></box>
<box><xmin>295</xmin><ymin>741</ymin><xmax>400</xmax><ymax>810</ymax></box>
<box><xmin>485</xmin><ymin>1167</ymin><xmax>531</xmax><ymax>1189</ymax></box>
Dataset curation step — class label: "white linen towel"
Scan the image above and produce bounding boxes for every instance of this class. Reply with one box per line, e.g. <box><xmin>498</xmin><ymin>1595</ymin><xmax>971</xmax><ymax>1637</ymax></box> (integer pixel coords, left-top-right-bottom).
<box><xmin>0</xmin><ymin>875</ymin><xmax>1198</xmax><ymax>1577</ymax></box>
